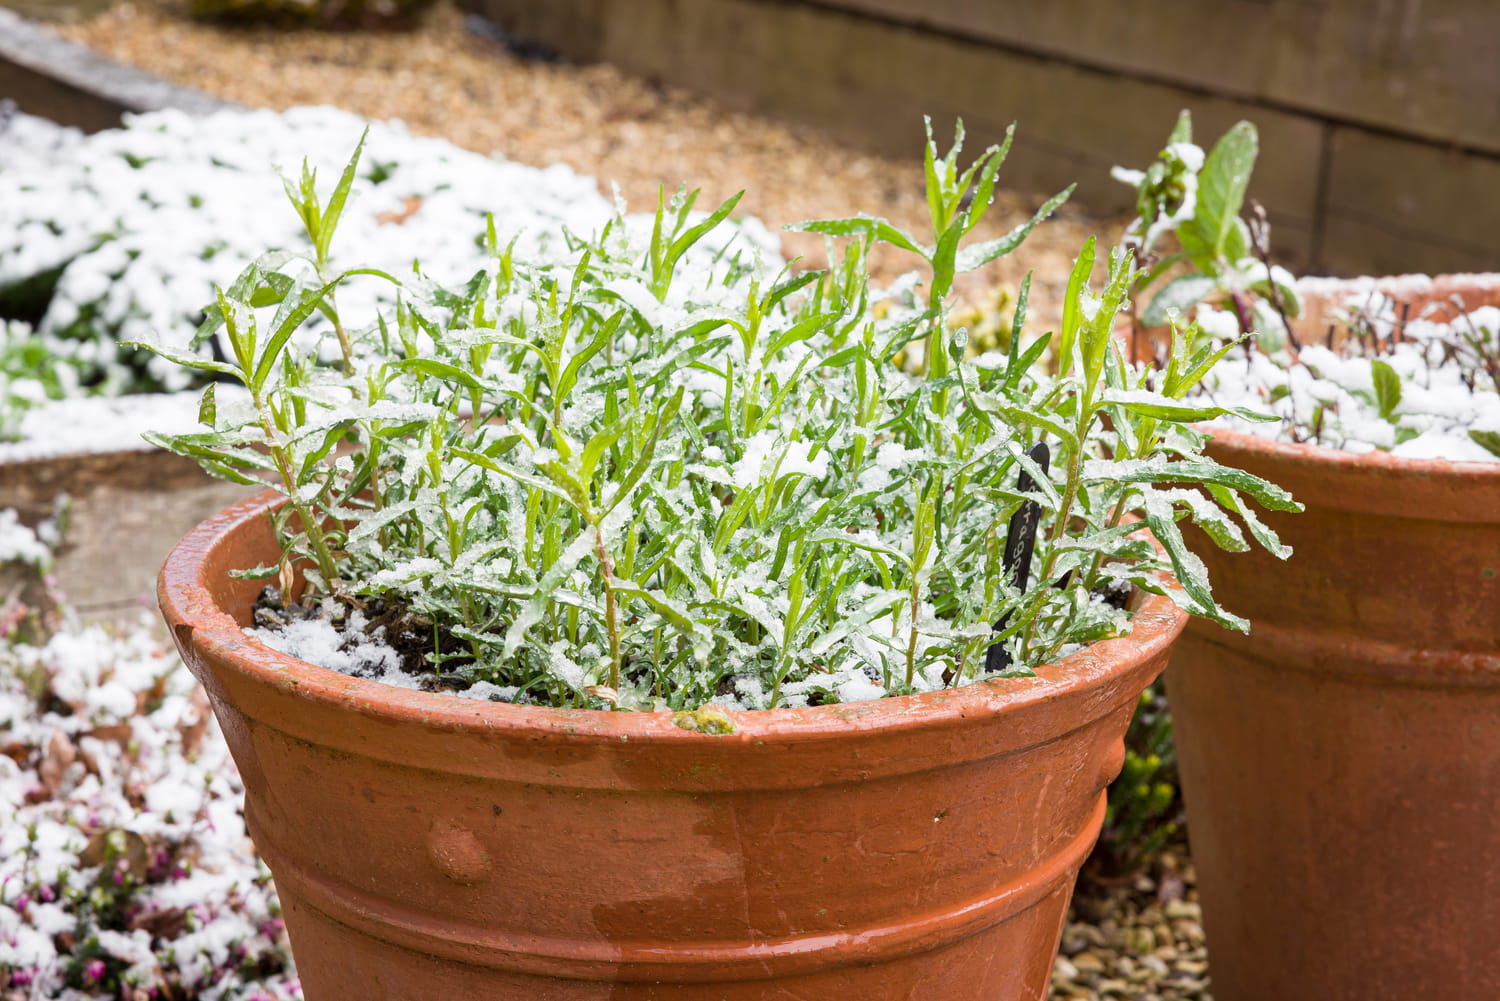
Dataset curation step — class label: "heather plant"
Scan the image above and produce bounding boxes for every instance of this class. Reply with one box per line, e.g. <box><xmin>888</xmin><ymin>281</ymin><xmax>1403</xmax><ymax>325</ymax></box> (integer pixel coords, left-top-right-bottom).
<box><xmin>134</xmin><ymin>123</ymin><xmax>1298</xmax><ymax>712</ymax></box>
<box><xmin>0</xmin><ymin>320</ymin><xmax>89</xmax><ymax>442</ymax></box>
<box><xmin>0</xmin><ymin>623</ymin><xmax>296</xmax><ymax>1000</ymax></box>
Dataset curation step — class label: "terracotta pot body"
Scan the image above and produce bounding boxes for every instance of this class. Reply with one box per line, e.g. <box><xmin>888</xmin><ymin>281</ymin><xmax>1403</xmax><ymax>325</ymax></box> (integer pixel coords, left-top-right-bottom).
<box><xmin>1169</xmin><ymin>432</ymin><xmax>1500</xmax><ymax>995</ymax></box>
<box><xmin>159</xmin><ymin>493</ymin><xmax>1186</xmax><ymax>1001</ymax></box>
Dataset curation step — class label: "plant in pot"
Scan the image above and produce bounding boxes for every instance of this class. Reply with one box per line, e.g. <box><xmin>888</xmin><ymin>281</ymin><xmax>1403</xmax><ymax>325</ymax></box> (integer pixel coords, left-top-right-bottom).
<box><xmin>1115</xmin><ymin>114</ymin><xmax>1500</xmax><ymax>1001</ymax></box>
<box><xmin>139</xmin><ymin>124</ymin><xmax>1296</xmax><ymax>1000</ymax></box>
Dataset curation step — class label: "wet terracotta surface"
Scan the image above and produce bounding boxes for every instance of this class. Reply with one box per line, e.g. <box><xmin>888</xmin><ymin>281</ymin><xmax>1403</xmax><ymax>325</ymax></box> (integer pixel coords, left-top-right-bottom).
<box><xmin>159</xmin><ymin>492</ymin><xmax>1186</xmax><ymax>1000</ymax></box>
<box><xmin>1169</xmin><ymin>428</ymin><xmax>1500</xmax><ymax>997</ymax></box>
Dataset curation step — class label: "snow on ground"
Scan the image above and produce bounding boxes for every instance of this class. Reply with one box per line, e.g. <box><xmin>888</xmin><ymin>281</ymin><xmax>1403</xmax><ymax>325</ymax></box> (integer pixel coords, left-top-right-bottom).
<box><xmin>0</xmin><ymin>105</ymin><xmax>84</xmax><ymax>174</ymax></box>
<box><xmin>0</xmin><ymin>616</ymin><xmax>299</xmax><ymax>999</ymax></box>
<box><xmin>0</xmin><ymin>391</ymin><xmax>237</xmax><ymax>463</ymax></box>
<box><xmin>0</xmin><ymin>104</ymin><xmax>781</xmax><ymax>460</ymax></box>
<box><xmin>0</xmin><ymin>104</ymin><xmax>778</xmax><ymax>392</ymax></box>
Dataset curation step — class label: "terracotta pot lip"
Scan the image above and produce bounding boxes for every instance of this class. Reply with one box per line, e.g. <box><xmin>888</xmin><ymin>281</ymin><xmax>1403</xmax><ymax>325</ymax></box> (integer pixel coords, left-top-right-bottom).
<box><xmin>1204</xmin><ymin>425</ymin><xmax>1500</xmax><ymax>480</ymax></box>
<box><xmin>1294</xmin><ymin>271</ymin><xmax>1500</xmax><ymax>295</ymax></box>
<box><xmin>160</xmin><ymin>491</ymin><xmax>1187</xmax><ymax>744</ymax></box>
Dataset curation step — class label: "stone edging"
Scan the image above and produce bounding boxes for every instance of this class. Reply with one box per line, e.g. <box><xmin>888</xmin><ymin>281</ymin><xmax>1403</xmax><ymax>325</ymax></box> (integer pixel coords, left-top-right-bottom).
<box><xmin>0</xmin><ymin>7</ymin><xmax>230</xmax><ymax>131</ymax></box>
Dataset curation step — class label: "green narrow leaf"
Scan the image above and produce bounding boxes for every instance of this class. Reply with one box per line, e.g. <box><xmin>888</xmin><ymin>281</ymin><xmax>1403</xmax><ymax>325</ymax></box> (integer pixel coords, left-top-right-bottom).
<box><xmin>197</xmin><ymin>383</ymin><xmax>217</xmax><ymax>427</ymax></box>
<box><xmin>954</xmin><ymin>185</ymin><xmax>1073</xmax><ymax>273</ymax></box>
<box><xmin>1206</xmin><ymin>483</ymin><xmax>1292</xmax><ymax>560</ymax></box>
<box><xmin>399</xmin><ymin>358</ymin><xmax>486</xmax><ymax>393</ymax></box>
<box><xmin>122</xmin><ymin>339</ymin><xmax>242</xmax><ymax>380</ymax></box>
<box><xmin>1058</xmin><ymin>236</ymin><xmax>1097</xmax><ymax>375</ymax></box>
<box><xmin>315</xmin><ymin>128</ymin><xmax>369</xmax><ymax>264</ymax></box>
<box><xmin>1167</xmin><ymin>109</ymin><xmax>1193</xmax><ymax>146</ymax></box>
<box><xmin>1091</xmin><ymin>458</ymin><xmax>1301</xmax><ymax>512</ymax></box>
<box><xmin>1141</xmin><ymin>501</ymin><xmax>1218</xmax><ymax>620</ymax></box>
<box><xmin>254</xmin><ymin>278</ymin><xmax>342</xmax><ymax>390</ymax></box>
<box><xmin>789</xmin><ymin>216</ymin><xmax>925</xmax><ymax>257</ymax></box>
<box><xmin>958</xmin><ymin>125</ymin><xmax>1015</xmax><ymax>236</ymax></box>
<box><xmin>664</xmin><ymin>190</ymin><xmax>745</xmax><ymax>277</ymax></box>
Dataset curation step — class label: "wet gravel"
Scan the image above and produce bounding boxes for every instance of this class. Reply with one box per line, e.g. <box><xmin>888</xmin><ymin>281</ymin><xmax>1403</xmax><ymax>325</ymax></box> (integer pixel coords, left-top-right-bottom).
<box><xmin>1054</xmin><ymin>854</ymin><xmax>1213</xmax><ymax>1000</ymax></box>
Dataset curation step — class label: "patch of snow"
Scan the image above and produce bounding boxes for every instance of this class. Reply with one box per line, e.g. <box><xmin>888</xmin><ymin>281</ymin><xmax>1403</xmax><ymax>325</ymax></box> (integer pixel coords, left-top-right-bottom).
<box><xmin>0</xmin><ymin>508</ymin><xmax>51</xmax><ymax>570</ymax></box>
<box><xmin>0</xmin><ymin>390</ymin><xmax>233</xmax><ymax>463</ymax></box>
<box><xmin>1195</xmin><ymin>292</ymin><xmax>1500</xmax><ymax>462</ymax></box>
<box><xmin>248</xmin><ymin>608</ymin><xmax>410</xmax><ymax>685</ymax></box>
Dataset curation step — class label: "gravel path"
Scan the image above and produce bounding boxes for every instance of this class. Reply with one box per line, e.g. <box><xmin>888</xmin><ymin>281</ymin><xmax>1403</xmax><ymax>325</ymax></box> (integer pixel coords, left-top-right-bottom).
<box><xmin>42</xmin><ymin>5</ymin><xmax>1202</xmax><ymax>999</ymax></box>
<box><xmin>1059</xmin><ymin>856</ymin><xmax>1213</xmax><ymax>1001</ymax></box>
<box><xmin>54</xmin><ymin>1</ymin><xmax>1120</xmax><ymax>327</ymax></box>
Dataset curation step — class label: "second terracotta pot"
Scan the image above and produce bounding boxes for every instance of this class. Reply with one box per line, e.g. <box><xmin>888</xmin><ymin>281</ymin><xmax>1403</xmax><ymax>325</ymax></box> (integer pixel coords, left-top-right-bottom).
<box><xmin>1169</xmin><ymin>426</ymin><xmax>1500</xmax><ymax>999</ymax></box>
<box><xmin>159</xmin><ymin>492</ymin><xmax>1188</xmax><ymax>1000</ymax></box>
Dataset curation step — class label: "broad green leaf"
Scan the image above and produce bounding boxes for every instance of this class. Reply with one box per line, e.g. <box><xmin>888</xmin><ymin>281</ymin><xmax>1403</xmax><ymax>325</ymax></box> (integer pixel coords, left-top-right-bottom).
<box><xmin>1469</xmin><ymin>430</ymin><xmax>1500</xmax><ymax>457</ymax></box>
<box><xmin>1371</xmin><ymin>359</ymin><xmax>1402</xmax><ymax>421</ymax></box>
<box><xmin>1180</xmin><ymin>121</ymin><xmax>1258</xmax><ymax>268</ymax></box>
<box><xmin>1142</xmin><ymin>274</ymin><xmax>1217</xmax><ymax>327</ymax></box>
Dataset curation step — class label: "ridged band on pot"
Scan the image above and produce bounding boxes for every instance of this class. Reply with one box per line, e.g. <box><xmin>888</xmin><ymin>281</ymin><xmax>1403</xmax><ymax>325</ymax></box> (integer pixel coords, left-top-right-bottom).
<box><xmin>1169</xmin><ymin>426</ymin><xmax>1500</xmax><ymax>1001</ymax></box>
<box><xmin>158</xmin><ymin>492</ymin><xmax>1187</xmax><ymax>1001</ymax></box>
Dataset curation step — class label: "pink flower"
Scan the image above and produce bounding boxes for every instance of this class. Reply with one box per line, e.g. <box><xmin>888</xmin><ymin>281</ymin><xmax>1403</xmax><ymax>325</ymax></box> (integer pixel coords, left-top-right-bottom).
<box><xmin>85</xmin><ymin>958</ymin><xmax>106</xmax><ymax>982</ymax></box>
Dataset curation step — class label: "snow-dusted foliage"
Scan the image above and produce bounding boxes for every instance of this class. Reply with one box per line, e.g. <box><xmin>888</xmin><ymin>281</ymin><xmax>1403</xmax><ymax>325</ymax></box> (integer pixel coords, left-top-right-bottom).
<box><xmin>1115</xmin><ymin>113</ymin><xmax>1500</xmax><ymax>461</ymax></box>
<box><xmin>0</xmin><ymin>621</ymin><xmax>297</xmax><ymax>1000</ymax></box>
<box><xmin>141</xmin><ymin>122</ymin><xmax>1297</xmax><ymax>711</ymax></box>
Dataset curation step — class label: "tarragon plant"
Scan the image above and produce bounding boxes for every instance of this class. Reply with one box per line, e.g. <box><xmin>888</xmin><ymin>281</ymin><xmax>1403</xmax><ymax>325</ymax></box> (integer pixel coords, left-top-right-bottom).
<box><xmin>133</xmin><ymin>123</ymin><xmax>1298</xmax><ymax>711</ymax></box>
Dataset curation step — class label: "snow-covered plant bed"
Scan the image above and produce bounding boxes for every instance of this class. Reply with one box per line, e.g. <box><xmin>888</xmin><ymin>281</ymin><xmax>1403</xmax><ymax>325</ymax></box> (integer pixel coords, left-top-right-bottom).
<box><xmin>1115</xmin><ymin>113</ymin><xmax>1500</xmax><ymax>462</ymax></box>
<box><xmin>1197</xmin><ymin>279</ymin><xmax>1500</xmax><ymax>460</ymax></box>
<box><xmin>0</xmin><ymin>618</ymin><xmax>297</xmax><ymax>1000</ymax></box>
<box><xmin>0</xmin><ymin>104</ymin><xmax>702</xmax><ymax>435</ymax></box>
<box><xmin>138</xmin><ymin>122</ymin><xmax>1297</xmax><ymax>712</ymax></box>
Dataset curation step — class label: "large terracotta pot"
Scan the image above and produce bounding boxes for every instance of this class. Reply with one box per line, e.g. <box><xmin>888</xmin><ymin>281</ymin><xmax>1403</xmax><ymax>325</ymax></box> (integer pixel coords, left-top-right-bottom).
<box><xmin>1168</xmin><ymin>274</ymin><xmax>1500</xmax><ymax>1001</ymax></box>
<box><xmin>159</xmin><ymin>492</ymin><xmax>1187</xmax><ymax>1000</ymax></box>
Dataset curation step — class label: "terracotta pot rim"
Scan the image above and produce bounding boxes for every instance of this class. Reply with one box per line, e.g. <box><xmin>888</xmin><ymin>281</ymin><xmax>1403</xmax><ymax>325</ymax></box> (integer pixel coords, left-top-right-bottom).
<box><xmin>159</xmin><ymin>491</ymin><xmax>1188</xmax><ymax>745</ymax></box>
<box><xmin>1204</xmin><ymin>425</ymin><xmax>1500</xmax><ymax>479</ymax></box>
<box><xmin>1294</xmin><ymin>270</ymin><xmax>1500</xmax><ymax>296</ymax></box>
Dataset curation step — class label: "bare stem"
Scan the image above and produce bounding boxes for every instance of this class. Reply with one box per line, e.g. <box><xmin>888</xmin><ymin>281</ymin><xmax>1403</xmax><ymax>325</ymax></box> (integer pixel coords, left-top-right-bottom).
<box><xmin>592</xmin><ymin>524</ymin><xmax>623</xmax><ymax>693</ymax></box>
<box><xmin>904</xmin><ymin>578</ymin><xmax>921</xmax><ymax>689</ymax></box>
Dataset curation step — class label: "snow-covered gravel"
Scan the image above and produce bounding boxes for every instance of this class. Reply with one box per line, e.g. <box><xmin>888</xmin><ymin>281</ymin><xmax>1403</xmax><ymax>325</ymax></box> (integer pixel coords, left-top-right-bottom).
<box><xmin>0</xmin><ymin>618</ymin><xmax>298</xmax><ymax>1000</ymax></box>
